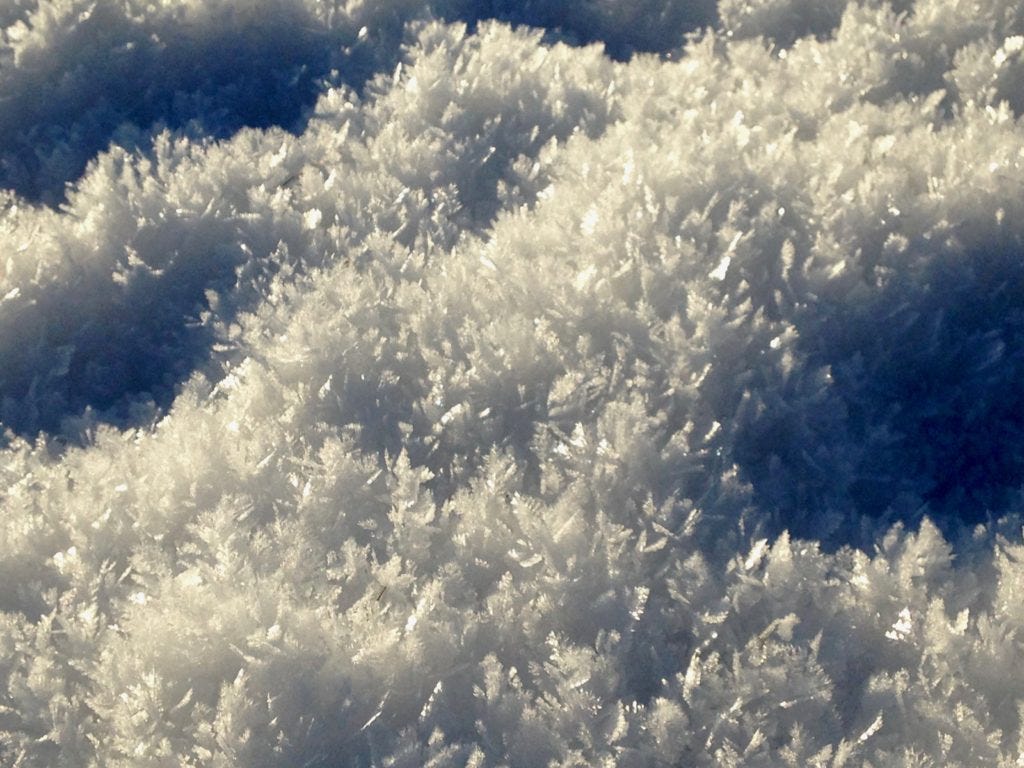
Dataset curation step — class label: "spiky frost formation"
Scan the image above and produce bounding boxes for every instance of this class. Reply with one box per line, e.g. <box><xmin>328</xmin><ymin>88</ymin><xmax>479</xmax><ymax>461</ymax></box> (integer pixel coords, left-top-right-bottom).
<box><xmin>4</xmin><ymin>1</ymin><xmax>1024</xmax><ymax>766</ymax></box>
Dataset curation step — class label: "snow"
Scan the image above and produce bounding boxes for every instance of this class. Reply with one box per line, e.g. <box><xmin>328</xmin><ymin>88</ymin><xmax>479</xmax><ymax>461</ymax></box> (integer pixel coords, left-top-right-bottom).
<box><xmin>3</xmin><ymin>0</ymin><xmax>1024</xmax><ymax>765</ymax></box>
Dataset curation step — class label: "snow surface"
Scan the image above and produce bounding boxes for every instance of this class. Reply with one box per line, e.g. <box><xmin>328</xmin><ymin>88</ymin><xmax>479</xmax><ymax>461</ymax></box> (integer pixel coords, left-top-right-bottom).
<box><xmin>3</xmin><ymin>0</ymin><xmax>1024</xmax><ymax>765</ymax></box>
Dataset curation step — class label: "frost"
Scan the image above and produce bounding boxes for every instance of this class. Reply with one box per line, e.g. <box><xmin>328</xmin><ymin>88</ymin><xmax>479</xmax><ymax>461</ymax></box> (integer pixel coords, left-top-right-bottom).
<box><xmin>3</xmin><ymin>0</ymin><xmax>1024</xmax><ymax>765</ymax></box>
<box><xmin>885</xmin><ymin>607</ymin><xmax>914</xmax><ymax>641</ymax></box>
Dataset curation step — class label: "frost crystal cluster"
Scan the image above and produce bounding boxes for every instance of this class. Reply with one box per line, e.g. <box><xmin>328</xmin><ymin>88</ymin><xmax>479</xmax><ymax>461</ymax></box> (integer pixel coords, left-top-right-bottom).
<box><xmin>3</xmin><ymin>0</ymin><xmax>1024</xmax><ymax>765</ymax></box>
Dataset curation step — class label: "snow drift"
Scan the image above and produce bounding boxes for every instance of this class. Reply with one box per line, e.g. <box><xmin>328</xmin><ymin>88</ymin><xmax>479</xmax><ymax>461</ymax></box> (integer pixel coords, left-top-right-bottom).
<box><xmin>3</xmin><ymin>0</ymin><xmax>1024</xmax><ymax>765</ymax></box>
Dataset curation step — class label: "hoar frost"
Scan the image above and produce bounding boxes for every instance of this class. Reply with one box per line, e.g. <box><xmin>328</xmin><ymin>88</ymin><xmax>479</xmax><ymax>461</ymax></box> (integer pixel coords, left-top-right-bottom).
<box><xmin>3</xmin><ymin>0</ymin><xmax>1024</xmax><ymax>766</ymax></box>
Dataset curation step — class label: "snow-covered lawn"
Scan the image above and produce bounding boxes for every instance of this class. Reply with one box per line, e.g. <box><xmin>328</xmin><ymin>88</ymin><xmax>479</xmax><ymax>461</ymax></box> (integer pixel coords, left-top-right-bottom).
<box><xmin>3</xmin><ymin>0</ymin><xmax>1024</xmax><ymax>764</ymax></box>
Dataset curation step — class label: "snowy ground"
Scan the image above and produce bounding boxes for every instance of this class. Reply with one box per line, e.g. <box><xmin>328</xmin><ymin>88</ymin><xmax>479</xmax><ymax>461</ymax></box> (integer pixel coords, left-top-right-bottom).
<box><xmin>3</xmin><ymin>0</ymin><xmax>1024</xmax><ymax>765</ymax></box>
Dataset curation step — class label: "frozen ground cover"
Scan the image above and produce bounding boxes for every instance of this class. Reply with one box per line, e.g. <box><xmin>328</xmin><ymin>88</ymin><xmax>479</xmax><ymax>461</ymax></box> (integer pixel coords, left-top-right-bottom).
<box><xmin>4</xmin><ymin>0</ymin><xmax>1024</xmax><ymax>764</ymax></box>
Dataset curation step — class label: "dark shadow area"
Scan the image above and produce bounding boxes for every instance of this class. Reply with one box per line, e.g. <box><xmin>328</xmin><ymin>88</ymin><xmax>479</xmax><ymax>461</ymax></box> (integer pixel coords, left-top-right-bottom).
<box><xmin>734</xmin><ymin>230</ymin><xmax>1024</xmax><ymax>550</ymax></box>
<box><xmin>441</xmin><ymin>0</ymin><xmax>717</xmax><ymax>60</ymax></box>
<box><xmin>823</xmin><ymin>235</ymin><xmax>1024</xmax><ymax>524</ymax></box>
<box><xmin>0</xmin><ymin>231</ymin><xmax>250</xmax><ymax>439</ymax></box>
<box><xmin>0</xmin><ymin>3</ymin><xmax>365</xmax><ymax>204</ymax></box>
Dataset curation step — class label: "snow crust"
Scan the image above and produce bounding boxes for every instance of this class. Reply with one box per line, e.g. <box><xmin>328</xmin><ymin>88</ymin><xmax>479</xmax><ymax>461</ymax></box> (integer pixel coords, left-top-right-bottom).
<box><xmin>4</xmin><ymin>0</ymin><xmax>1024</xmax><ymax>764</ymax></box>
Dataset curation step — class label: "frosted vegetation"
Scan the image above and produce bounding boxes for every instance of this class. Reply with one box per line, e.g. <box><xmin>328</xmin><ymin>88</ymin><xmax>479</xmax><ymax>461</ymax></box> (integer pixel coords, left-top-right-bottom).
<box><xmin>3</xmin><ymin>0</ymin><xmax>1024</xmax><ymax>764</ymax></box>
